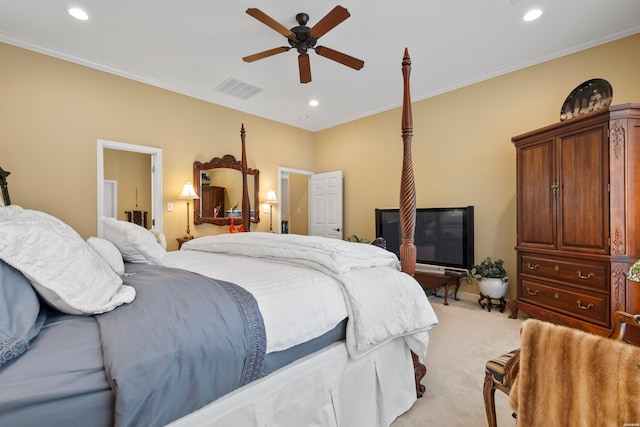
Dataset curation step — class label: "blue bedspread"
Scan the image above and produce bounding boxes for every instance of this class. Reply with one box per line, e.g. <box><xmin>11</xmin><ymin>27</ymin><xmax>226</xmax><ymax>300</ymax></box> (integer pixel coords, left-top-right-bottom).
<box><xmin>96</xmin><ymin>263</ymin><xmax>266</xmax><ymax>427</ymax></box>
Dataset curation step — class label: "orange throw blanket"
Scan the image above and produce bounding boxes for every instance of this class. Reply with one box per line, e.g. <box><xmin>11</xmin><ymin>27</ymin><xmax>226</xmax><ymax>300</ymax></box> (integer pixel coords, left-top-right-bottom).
<box><xmin>509</xmin><ymin>319</ymin><xmax>640</xmax><ymax>427</ymax></box>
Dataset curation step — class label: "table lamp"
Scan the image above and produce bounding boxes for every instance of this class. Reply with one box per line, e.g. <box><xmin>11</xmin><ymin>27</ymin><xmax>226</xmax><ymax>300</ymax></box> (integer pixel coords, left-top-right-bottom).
<box><xmin>265</xmin><ymin>190</ymin><xmax>278</xmax><ymax>233</ymax></box>
<box><xmin>178</xmin><ymin>182</ymin><xmax>199</xmax><ymax>239</ymax></box>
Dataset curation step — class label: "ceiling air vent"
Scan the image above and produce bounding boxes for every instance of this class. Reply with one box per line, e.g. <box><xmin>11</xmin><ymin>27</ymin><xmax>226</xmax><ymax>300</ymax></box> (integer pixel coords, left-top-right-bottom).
<box><xmin>214</xmin><ymin>78</ymin><xmax>263</xmax><ymax>100</ymax></box>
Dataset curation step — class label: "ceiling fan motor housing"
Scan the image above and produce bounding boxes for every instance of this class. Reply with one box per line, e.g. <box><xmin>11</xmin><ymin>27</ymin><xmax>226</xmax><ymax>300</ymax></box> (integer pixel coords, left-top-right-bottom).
<box><xmin>289</xmin><ymin>13</ymin><xmax>316</xmax><ymax>54</ymax></box>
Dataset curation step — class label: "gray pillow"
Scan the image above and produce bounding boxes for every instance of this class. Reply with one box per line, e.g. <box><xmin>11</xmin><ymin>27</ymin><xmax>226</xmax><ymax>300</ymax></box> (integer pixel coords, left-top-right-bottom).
<box><xmin>0</xmin><ymin>259</ymin><xmax>46</xmax><ymax>367</ymax></box>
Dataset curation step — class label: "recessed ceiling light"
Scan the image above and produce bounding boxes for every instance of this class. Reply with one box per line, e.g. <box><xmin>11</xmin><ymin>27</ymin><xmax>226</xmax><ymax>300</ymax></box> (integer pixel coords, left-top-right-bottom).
<box><xmin>523</xmin><ymin>9</ymin><xmax>542</xmax><ymax>22</ymax></box>
<box><xmin>309</xmin><ymin>99</ymin><xmax>319</xmax><ymax>107</ymax></box>
<box><xmin>69</xmin><ymin>7</ymin><xmax>89</xmax><ymax>21</ymax></box>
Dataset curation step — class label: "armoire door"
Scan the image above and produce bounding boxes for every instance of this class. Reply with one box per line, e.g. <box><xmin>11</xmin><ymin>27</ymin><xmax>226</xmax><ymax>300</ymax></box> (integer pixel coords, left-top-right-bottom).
<box><xmin>517</xmin><ymin>137</ymin><xmax>556</xmax><ymax>249</ymax></box>
<box><xmin>556</xmin><ymin>122</ymin><xmax>609</xmax><ymax>254</ymax></box>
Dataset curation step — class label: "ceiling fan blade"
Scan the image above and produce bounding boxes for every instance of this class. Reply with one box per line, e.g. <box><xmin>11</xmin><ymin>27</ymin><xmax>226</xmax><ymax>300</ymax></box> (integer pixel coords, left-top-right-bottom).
<box><xmin>298</xmin><ymin>54</ymin><xmax>311</xmax><ymax>84</ymax></box>
<box><xmin>243</xmin><ymin>47</ymin><xmax>291</xmax><ymax>63</ymax></box>
<box><xmin>246</xmin><ymin>8</ymin><xmax>294</xmax><ymax>38</ymax></box>
<box><xmin>315</xmin><ymin>46</ymin><xmax>364</xmax><ymax>70</ymax></box>
<box><xmin>308</xmin><ymin>6</ymin><xmax>350</xmax><ymax>39</ymax></box>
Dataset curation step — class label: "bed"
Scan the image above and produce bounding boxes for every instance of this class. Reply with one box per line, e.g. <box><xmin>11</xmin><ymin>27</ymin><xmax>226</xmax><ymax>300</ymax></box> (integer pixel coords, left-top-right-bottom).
<box><xmin>0</xmin><ymin>50</ymin><xmax>434</xmax><ymax>427</ymax></box>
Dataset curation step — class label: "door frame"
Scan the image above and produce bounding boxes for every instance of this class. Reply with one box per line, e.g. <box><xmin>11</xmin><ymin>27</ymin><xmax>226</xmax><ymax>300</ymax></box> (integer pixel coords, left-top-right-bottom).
<box><xmin>97</xmin><ymin>139</ymin><xmax>163</xmax><ymax>236</ymax></box>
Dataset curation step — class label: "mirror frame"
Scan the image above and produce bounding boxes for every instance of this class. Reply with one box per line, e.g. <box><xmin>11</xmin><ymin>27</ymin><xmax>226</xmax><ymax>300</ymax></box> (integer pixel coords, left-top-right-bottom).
<box><xmin>0</xmin><ymin>166</ymin><xmax>11</xmax><ymax>206</ymax></box>
<box><xmin>193</xmin><ymin>154</ymin><xmax>260</xmax><ymax>226</ymax></box>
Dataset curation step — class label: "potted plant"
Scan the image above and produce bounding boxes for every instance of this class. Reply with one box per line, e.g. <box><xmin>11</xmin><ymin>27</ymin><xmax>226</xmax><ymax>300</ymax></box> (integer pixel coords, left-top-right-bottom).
<box><xmin>471</xmin><ymin>256</ymin><xmax>508</xmax><ymax>299</ymax></box>
<box><xmin>345</xmin><ymin>235</ymin><xmax>371</xmax><ymax>243</ymax></box>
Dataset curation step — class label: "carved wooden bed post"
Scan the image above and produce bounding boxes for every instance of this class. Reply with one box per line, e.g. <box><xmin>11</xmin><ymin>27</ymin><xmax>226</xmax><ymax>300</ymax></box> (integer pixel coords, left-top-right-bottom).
<box><xmin>399</xmin><ymin>48</ymin><xmax>427</xmax><ymax>397</ymax></box>
<box><xmin>240</xmin><ymin>124</ymin><xmax>251</xmax><ymax>232</ymax></box>
<box><xmin>399</xmin><ymin>48</ymin><xmax>417</xmax><ymax>276</ymax></box>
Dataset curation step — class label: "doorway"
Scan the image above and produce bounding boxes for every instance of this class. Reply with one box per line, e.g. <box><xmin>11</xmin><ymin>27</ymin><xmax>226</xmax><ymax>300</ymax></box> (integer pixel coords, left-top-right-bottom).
<box><xmin>277</xmin><ymin>167</ymin><xmax>343</xmax><ymax>238</ymax></box>
<box><xmin>278</xmin><ymin>167</ymin><xmax>313</xmax><ymax>235</ymax></box>
<box><xmin>97</xmin><ymin>140</ymin><xmax>163</xmax><ymax>235</ymax></box>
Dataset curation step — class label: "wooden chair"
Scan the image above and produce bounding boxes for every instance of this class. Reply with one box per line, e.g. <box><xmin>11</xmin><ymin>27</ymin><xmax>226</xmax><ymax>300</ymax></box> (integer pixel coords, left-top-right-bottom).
<box><xmin>125</xmin><ymin>210</ymin><xmax>148</xmax><ymax>229</ymax></box>
<box><xmin>483</xmin><ymin>311</ymin><xmax>640</xmax><ymax>427</ymax></box>
<box><xmin>483</xmin><ymin>348</ymin><xmax>519</xmax><ymax>427</ymax></box>
<box><xmin>608</xmin><ymin>310</ymin><xmax>640</xmax><ymax>342</ymax></box>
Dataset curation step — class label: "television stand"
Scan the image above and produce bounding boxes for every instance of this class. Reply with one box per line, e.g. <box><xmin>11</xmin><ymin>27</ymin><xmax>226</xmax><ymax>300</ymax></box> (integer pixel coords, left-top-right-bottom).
<box><xmin>413</xmin><ymin>270</ymin><xmax>468</xmax><ymax>305</ymax></box>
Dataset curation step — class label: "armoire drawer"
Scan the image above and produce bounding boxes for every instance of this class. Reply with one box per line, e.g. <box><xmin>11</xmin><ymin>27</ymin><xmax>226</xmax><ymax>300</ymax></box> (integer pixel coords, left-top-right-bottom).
<box><xmin>520</xmin><ymin>254</ymin><xmax>608</xmax><ymax>291</ymax></box>
<box><xmin>519</xmin><ymin>278</ymin><xmax>609</xmax><ymax>325</ymax></box>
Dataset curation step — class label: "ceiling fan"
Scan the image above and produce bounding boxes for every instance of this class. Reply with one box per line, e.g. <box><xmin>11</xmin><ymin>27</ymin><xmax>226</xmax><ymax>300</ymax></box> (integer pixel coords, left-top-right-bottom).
<box><xmin>242</xmin><ymin>6</ymin><xmax>365</xmax><ymax>84</ymax></box>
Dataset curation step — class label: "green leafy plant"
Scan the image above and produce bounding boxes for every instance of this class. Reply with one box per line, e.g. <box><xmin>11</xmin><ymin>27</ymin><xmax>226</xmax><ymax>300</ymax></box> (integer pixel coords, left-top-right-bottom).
<box><xmin>345</xmin><ymin>235</ymin><xmax>371</xmax><ymax>244</ymax></box>
<box><xmin>471</xmin><ymin>257</ymin><xmax>507</xmax><ymax>279</ymax></box>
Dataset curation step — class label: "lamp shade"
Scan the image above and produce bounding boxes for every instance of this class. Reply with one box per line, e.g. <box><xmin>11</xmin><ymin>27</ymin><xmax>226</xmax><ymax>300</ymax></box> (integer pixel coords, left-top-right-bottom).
<box><xmin>179</xmin><ymin>182</ymin><xmax>199</xmax><ymax>200</ymax></box>
<box><xmin>266</xmin><ymin>190</ymin><xmax>278</xmax><ymax>204</ymax></box>
<box><xmin>629</xmin><ymin>259</ymin><xmax>640</xmax><ymax>282</ymax></box>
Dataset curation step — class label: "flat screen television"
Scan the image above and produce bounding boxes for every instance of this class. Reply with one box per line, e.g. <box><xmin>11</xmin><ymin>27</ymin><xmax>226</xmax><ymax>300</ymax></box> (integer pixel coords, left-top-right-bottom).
<box><xmin>374</xmin><ymin>206</ymin><xmax>475</xmax><ymax>271</ymax></box>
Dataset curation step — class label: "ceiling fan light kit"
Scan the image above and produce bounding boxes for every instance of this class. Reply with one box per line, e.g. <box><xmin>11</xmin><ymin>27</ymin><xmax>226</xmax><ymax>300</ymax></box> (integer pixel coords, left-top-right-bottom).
<box><xmin>243</xmin><ymin>5</ymin><xmax>364</xmax><ymax>84</ymax></box>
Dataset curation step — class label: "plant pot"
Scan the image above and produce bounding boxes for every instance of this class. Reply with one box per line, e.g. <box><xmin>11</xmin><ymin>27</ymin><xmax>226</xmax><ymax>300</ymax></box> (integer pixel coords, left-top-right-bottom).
<box><xmin>478</xmin><ymin>277</ymin><xmax>508</xmax><ymax>299</ymax></box>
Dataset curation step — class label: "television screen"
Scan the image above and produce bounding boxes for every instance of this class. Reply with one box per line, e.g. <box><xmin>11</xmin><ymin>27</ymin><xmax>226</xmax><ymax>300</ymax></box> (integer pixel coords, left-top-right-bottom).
<box><xmin>374</xmin><ymin>206</ymin><xmax>475</xmax><ymax>271</ymax></box>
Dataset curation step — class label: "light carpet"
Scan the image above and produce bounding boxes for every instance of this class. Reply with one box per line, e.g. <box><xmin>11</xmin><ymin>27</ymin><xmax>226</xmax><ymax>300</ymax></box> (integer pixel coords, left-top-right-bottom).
<box><xmin>392</xmin><ymin>293</ymin><xmax>525</xmax><ymax>427</ymax></box>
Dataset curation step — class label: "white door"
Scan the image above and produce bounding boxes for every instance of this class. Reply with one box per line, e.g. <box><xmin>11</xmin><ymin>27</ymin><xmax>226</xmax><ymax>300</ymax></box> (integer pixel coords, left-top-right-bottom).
<box><xmin>103</xmin><ymin>180</ymin><xmax>118</xmax><ymax>218</ymax></box>
<box><xmin>309</xmin><ymin>171</ymin><xmax>343</xmax><ymax>239</ymax></box>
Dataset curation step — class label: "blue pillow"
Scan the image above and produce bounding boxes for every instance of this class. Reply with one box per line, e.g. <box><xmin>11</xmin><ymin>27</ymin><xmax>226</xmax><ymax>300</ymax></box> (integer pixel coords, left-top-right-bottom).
<box><xmin>0</xmin><ymin>259</ymin><xmax>46</xmax><ymax>367</ymax></box>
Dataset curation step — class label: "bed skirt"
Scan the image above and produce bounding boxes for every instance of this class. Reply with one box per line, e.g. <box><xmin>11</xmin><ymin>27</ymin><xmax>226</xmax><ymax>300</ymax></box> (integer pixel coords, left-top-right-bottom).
<box><xmin>168</xmin><ymin>337</ymin><xmax>417</xmax><ymax>427</ymax></box>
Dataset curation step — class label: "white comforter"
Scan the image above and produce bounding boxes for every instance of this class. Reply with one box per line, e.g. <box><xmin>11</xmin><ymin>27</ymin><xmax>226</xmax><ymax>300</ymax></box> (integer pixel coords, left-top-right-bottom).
<box><xmin>168</xmin><ymin>233</ymin><xmax>438</xmax><ymax>359</ymax></box>
<box><xmin>163</xmin><ymin>249</ymin><xmax>347</xmax><ymax>354</ymax></box>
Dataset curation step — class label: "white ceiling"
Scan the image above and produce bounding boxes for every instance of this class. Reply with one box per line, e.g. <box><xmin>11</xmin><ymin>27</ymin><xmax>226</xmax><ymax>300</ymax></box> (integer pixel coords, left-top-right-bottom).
<box><xmin>1</xmin><ymin>0</ymin><xmax>639</xmax><ymax>132</ymax></box>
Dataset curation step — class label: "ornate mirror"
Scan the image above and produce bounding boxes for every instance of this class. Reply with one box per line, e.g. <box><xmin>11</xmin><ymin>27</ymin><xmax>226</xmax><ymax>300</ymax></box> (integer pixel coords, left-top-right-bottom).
<box><xmin>192</xmin><ymin>155</ymin><xmax>260</xmax><ymax>226</ymax></box>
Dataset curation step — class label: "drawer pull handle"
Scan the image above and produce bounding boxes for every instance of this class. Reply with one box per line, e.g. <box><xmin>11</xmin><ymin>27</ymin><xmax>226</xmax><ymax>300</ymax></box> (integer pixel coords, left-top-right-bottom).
<box><xmin>577</xmin><ymin>271</ymin><xmax>595</xmax><ymax>279</ymax></box>
<box><xmin>526</xmin><ymin>287</ymin><xmax>539</xmax><ymax>296</ymax></box>
<box><xmin>554</xmin><ymin>293</ymin><xmax>559</xmax><ymax>299</ymax></box>
<box><xmin>527</xmin><ymin>263</ymin><xmax>540</xmax><ymax>270</ymax></box>
<box><xmin>576</xmin><ymin>300</ymin><xmax>594</xmax><ymax>310</ymax></box>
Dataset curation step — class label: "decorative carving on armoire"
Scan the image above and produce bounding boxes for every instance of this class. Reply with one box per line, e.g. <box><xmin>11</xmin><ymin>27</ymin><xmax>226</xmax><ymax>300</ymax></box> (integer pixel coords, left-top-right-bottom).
<box><xmin>612</xmin><ymin>227</ymin><xmax>626</xmax><ymax>255</ymax></box>
<box><xmin>611</xmin><ymin>267</ymin><xmax>628</xmax><ymax>311</ymax></box>
<box><xmin>610</xmin><ymin>120</ymin><xmax>625</xmax><ymax>159</ymax></box>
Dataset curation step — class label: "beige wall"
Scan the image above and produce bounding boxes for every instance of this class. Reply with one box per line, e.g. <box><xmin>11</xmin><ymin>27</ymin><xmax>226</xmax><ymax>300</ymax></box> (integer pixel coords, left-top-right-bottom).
<box><xmin>0</xmin><ymin>42</ymin><xmax>315</xmax><ymax>249</ymax></box>
<box><xmin>2</xmin><ymin>34</ymin><xmax>640</xmax><ymax>297</ymax></box>
<box><xmin>314</xmin><ymin>33</ymin><xmax>640</xmax><ymax>297</ymax></box>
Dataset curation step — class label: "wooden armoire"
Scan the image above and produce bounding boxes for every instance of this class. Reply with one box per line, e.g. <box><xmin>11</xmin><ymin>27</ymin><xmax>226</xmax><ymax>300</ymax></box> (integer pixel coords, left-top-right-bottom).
<box><xmin>200</xmin><ymin>185</ymin><xmax>225</xmax><ymax>218</ymax></box>
<box><xmin>509</xmin><ymin>104</ymin><xmax>640</xmax><ymax>339</ymax></box>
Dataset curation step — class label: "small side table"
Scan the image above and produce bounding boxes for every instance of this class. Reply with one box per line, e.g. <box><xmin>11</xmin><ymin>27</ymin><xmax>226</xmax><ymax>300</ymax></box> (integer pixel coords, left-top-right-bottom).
<box><xmin>413</xmin><ymin>270</ymin><xmax>468</xmax><ymax>305</ymax></box>
<box><xmin>176</xmin><ymin>235</ymin><xmax>193</xmax><ymax>250</ymax></box>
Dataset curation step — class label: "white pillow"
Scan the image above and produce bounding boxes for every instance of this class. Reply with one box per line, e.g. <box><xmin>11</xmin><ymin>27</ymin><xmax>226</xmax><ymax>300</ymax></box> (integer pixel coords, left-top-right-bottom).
<box><xmin>149</xmin><ymin>228</ymin><xmax>167</xmax><ymax>249</ymax></box>
<box><xmin>0</xmin><ymin>209</ymin><xmax>135</xmax><ymax>315</ymax></box>
<box><xmin>100</xmin><ymin>217</ymin><xmax>167</xmax><ymax>265</ymax></box>
<box><xmin>0</xmin><ymin>205</ymin><xmax>23</xmax><ymax>221</ymax></box>
<box><xmin>87</xmin><ymin>237</ymin><xmax>125</xmax><ymax>275</ymax></box>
